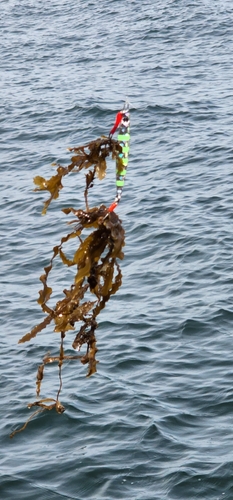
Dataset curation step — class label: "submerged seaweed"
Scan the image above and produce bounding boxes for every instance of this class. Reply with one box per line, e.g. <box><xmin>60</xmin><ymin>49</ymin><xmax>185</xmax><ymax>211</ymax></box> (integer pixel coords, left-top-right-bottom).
<box><xmin>10</xmin><ymin>136</ymin><xmax>125</xmax><ymax>438</ymax></box>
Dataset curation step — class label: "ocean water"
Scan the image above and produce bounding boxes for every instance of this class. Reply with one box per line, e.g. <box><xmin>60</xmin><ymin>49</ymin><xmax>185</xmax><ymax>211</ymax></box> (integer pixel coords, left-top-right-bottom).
<box><xmin>1</xmin><ymin>0</ymin><xmax>233</xmax><ymax>498</ymax></box>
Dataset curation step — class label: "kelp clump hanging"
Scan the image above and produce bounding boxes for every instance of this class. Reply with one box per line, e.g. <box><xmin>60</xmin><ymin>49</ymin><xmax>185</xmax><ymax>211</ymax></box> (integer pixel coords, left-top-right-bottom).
<box><xmin>10</xmin><ymin>130</ymin><xmax>128</xmax><ymax>438</ymax></box>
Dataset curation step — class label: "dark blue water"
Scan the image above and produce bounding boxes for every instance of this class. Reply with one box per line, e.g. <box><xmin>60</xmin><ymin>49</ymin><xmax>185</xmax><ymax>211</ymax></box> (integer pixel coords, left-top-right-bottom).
<box><xmin>2</xmin><ymin>0</ymin><xmax>233</xmax><ymax>498</ymax></box>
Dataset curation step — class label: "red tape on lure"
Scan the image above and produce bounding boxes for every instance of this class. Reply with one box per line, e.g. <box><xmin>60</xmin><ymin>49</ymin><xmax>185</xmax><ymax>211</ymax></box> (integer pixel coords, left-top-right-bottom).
<box><xmin>109</xmin><ymin>112</ymin><xmax>124</xmax><ymax>137</ymax></box>
<box><xmin>108</xmin><ymin>201</ymin><xmax>118</xmax><ymax>212</ymax></box>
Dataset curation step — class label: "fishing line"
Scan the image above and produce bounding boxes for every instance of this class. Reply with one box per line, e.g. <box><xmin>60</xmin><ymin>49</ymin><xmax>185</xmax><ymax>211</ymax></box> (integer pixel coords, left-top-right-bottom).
<box><xmin>124</xmin><ymin>0</ymin><xmax>132</xmax><ymax>105</ymax></box>
<box><xmin>106</xmin><ymin>0</ymin><xmax>133</xmax><ymax>212</ymax></box>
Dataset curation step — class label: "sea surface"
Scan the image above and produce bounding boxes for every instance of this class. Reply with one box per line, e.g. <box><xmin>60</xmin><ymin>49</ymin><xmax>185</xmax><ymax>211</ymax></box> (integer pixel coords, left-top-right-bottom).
<box><xmin>1</xmin><ymin>0</ymin><xmax>233</xmax><ymax>498</ymax></box>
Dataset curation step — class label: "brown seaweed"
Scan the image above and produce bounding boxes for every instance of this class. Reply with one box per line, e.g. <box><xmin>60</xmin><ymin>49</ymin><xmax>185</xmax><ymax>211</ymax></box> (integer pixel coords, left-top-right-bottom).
<box><xmin>10</xmin><ymin>136</ymin><xmax>125</xmax><ymax>438</ymax></box>
<box><xmin>34</xmin><ymin>137</ymin><xmax>121</xmax><ymax>215</ymax></box>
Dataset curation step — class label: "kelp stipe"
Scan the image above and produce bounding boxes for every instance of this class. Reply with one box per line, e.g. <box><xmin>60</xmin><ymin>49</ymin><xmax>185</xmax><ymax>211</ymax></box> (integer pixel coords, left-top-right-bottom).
<box><xmin>10</xmin><ymin>136</ymin><xmax>125</xmax><ymax>438</ymax></box>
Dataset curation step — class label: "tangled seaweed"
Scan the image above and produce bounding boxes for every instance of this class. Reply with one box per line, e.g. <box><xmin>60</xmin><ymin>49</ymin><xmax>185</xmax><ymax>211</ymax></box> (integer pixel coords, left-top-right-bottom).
<box><xmin>10</xmin><ymin>136</ymin><xmax>125</xmax><ymax>438</ymax></box>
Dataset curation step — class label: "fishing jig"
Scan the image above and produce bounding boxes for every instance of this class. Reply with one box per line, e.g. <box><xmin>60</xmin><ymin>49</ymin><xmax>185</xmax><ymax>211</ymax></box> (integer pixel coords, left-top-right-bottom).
<box><xmin>108</xmin><ymin>101</ymin><xmax>130</xmax><ymax>212</ymax></box>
